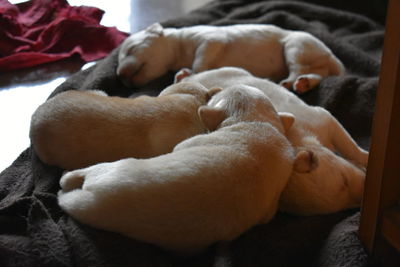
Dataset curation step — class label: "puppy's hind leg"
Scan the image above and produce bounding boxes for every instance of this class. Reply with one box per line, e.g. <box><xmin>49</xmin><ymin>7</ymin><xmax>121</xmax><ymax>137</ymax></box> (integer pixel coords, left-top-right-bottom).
<box><xmin>279</xmin><ymin>55</ymin><xmax>322</xmax><ymax>93</ymax></box>
<box><xmin>292</xmin><ymin>57</ymin><xmax>343</xmax><ymax>93</ymax></box>
<box><xmin>280</xmin><ymin>54</ymin><xmax>329</xmax><ymax>93</ymax></box>
<box><xmin>293</xmin><ymin>74</ymin><xmax>323</xmax><ymax>94</ymax></box>
<box><xmin>281</xmin><ymin>32</ymin><xmax>340</xmax><ymax>93</ymax></box>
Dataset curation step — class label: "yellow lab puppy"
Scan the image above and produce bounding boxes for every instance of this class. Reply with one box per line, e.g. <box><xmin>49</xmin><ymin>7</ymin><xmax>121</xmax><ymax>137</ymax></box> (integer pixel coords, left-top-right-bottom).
<box><xmin>30</xmin><ymin>82</ymin><xmax>213</xmax><ymax>170</ymax></box>
<box><xmin>117</xmin><ymin>23</ymin><xmax>344</xmax><ymax>93</ymax></box>
<box><xmin>178</xmin><ymin>67</ymin><xmax>367</xmax><ymax>215</ymax></box>
<box><xmin>58</xmin><ymin>85</ymin><xmax>312</xmax><ymax>252</ymax></box>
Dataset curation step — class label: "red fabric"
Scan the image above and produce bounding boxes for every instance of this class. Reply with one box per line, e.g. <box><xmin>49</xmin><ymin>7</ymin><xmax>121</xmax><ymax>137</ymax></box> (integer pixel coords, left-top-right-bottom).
<box><xmin>0</xmin><ymin>0</ymin><xmax>128</xmax><ymax>71</ymax></box>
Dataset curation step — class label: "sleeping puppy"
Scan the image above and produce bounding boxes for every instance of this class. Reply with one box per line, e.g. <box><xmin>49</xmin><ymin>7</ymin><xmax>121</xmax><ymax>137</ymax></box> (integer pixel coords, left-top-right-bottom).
<box><xmin>30</xmin><ymin>82</ymin><xmax>213</xmax><ymax>170</ymax></box>
<box><xmin>177</xmin><ymin>66</ymin><xmax>367</xmax><ymax>215</ymax></box>
<box><xmin>280</xmin><ymin>136</ymin><xmax>366</xmax><ymax>215</ymax></box>
<box><xmin>117</xmin><ymin>23</ymin><xmax>344</xmax><ymax>93</ymax></box>
<box><xmin>58</xmin><ymin>85</ymin><xmax>312</xmax><ymax>252</ymax></box>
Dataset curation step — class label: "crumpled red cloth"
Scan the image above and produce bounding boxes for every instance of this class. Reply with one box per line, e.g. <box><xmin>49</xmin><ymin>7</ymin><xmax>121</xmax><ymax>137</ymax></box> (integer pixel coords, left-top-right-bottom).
<box><xmin>0</xmin><ymin>0</ymin><xmax>128</xmax><ymax>71</ymax></box>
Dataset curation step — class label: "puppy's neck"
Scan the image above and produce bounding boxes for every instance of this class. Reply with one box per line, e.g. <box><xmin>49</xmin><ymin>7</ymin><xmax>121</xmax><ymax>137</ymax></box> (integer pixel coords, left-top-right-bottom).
<box><xmin>219</xmin><ymin>115</ymin><xmax>280</xmax><ymax>133</ymax></box>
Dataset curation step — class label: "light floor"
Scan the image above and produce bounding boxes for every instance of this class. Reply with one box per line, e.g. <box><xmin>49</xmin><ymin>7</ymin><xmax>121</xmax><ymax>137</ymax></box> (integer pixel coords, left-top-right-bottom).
<box><xmin>0</xmin><ymin>0</ymin><xmax>212</xmax><ymax>171</ymax></box>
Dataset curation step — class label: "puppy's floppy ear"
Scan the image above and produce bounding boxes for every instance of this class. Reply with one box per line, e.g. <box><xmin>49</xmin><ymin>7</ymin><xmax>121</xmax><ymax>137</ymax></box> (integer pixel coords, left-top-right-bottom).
<box><xmin>293</xmin><ymin>150</ymin><xmax>318</xmax><ymax>173</ymax></box>
<box><xmin>198</xmin><ymin>106</ymin><xmax>226</xmax><ymax>131</ymax></box>
<box><xmin>146</xmin><ymin>23</ymin><xmax>164</xmax><ymax>35</ymax></box>
<box><xmin>206</xmin><ymin>87</ymin><xmax>222</xmax><ymax>101</ymax></box>
<box><xmin>278</xmin><ymin>112</ymin><xmax>295</xmax><ymax>134</ymax></box>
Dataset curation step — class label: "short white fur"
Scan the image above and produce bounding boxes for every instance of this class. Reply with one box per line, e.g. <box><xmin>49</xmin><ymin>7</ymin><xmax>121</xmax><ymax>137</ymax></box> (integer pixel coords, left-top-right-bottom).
<box><xmin>58</xmin><ymin>85</ymin><xmax>310</xmax><ymax>252</ymax></box>
<box><xmin>179</xmin><ymin>67</ymin><xmax>368</xmax><ymax>215</ymax></box>
<box><xmin>117</xmin><ymin>23</ymin><xmax>344</xmax><ymax>93</ymax></box>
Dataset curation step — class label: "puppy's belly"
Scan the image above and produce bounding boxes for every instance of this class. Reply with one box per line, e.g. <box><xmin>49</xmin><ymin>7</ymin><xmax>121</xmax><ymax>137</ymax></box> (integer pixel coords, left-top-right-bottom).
<box><xmin>214</xmin><ymin>40</ymin><xmax>287</xmax><ymax>81</ymax></box>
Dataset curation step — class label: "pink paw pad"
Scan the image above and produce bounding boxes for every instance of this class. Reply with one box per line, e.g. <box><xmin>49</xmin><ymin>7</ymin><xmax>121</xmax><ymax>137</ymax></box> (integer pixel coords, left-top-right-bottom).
<box><xmin>294</xmin><ymin>77</ymin><xmax>311</xmax><ymax>94</ymax></box>
<box><xmin>174</xmin><ymin>68</ymin><xmax>193</xmax><ymax>83</ymax></box>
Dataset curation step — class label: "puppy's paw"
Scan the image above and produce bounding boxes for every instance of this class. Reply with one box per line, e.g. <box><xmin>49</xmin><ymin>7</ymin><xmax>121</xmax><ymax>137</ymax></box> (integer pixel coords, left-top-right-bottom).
<box><xmin>60</xmin><ymin>170</ymin><xmax>85</xmax><ymax>192</ymax></box>
<box><xmin>294</xmin><ymin>74</ymin><xmax>322</xmax><ymax>93</ymax></box>
<box><xmin>293</xmin><ymin>77</ymin><xmax>311</xmax><ymax>94</ymax></box>
<box><xmin>174</xmin><ymin>68</ymin><xmax>193</xmax><ymax>83</ymax></box>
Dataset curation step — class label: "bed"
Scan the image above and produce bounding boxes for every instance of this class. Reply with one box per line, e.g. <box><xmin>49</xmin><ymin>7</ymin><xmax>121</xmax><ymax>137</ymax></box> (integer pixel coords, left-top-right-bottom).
<box><xmin>0</xmin><ymin>0</ymin><xmax>388</xmax><ymax>266</ymax></box>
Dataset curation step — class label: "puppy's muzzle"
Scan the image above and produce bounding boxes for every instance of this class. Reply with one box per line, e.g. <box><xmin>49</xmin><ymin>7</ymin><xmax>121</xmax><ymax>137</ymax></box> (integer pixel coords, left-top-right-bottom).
<box><xmin>117</xmin><ymin>56</ymin><xmax>143</xmax><ymax>87</ymax></box>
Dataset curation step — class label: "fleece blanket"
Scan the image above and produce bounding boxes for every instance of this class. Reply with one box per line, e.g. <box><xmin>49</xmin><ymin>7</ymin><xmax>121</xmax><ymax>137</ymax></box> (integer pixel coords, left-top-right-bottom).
<box><xmin>0</xmin><ymin>0</ymin><xmax>127</xmax><ymax>71</ymax></box>
<box><xmin>0</xmin><ymin>0</ymin><xmax>387</xmax><ymax>266</ymax></box>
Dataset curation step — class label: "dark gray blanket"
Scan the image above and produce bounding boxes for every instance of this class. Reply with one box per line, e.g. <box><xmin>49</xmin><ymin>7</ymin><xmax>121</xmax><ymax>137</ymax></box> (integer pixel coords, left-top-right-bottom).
<box><xmin>0</xmin><ymin>0</ymin><xmax>387</xmax><ymax>266</ymax></box>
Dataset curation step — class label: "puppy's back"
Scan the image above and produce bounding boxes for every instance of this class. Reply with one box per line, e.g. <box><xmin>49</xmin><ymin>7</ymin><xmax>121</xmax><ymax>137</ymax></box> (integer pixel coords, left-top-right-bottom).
<box><xmin>30</xmin><ymin>89</ymin><xmax>207</xmax><ymax>170</ymax></box>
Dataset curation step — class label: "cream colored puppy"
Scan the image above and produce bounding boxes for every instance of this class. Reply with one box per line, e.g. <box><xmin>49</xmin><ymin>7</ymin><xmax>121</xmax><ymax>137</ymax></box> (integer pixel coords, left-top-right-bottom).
<box><xmin>178</xmin><ymin>67</ymin><xmax>367</xmax><ymax>215</ymax></box>
<box><xmin>117</xmin><ymin>23</ymin><xmax>344</xmax><ymax>93</ymax></box>
<box><xmin>30</xmin><ymin>82</ymin><xmax>213</xmax><ymax>170</ymax></box>
<box><xmin>58</xmin><ymin>85</ymin><xmax>312</xmax><ymax>252</ymax></box>
<box><xmin>280</xmin><ymin>136</ymin><xmax>365</xmax><ymax>215</ymax></box>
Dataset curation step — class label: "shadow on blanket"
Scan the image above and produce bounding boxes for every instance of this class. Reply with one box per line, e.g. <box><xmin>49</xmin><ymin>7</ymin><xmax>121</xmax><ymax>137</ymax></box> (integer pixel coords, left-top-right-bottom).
<box><xmin>0</xmin><ymin>0</ymin><xmax>387</xmax><ymax>266</ymax></box>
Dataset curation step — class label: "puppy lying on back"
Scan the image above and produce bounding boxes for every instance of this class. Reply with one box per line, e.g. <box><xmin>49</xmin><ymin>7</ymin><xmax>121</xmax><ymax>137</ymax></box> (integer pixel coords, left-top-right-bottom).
<box><xmin>177</xmin><ymin>67</ymin><xmax>367</xmax><ymax>215</ymax></box>
<box><xmin>58</xmin><ymin>85</ymin><xmax>313</xmax><ymax>252</ymax></box>
<box><xmin>117</xmin><ymin>23</ymin><xmax>344</xmax><ymax>93</ymax></box>
<box><xmin>30</xmin><ymin>82</ymin><xmax>213</xmax><ymax>170</ymax></box>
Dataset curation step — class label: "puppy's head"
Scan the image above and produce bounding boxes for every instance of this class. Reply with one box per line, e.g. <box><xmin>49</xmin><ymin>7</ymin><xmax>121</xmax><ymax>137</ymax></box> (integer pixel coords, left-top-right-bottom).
<box><xmin>158</xmin><ymin>82</ymin><xmax>221</xmax><ymax>104</ymax></box>
<box><xmin>117</xmin><ymin>23</ymin><xmax>168</xmax><ymax>86</ymax></box>
<box><xmin>280</xmin><ymin>136</ymin><xmax>366</xmax><ymax>215</ymax></box>
<box><xmin>198</xmin><ymin>85</ymin><xmax>294</xmax><ymax>132</ymax></box>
